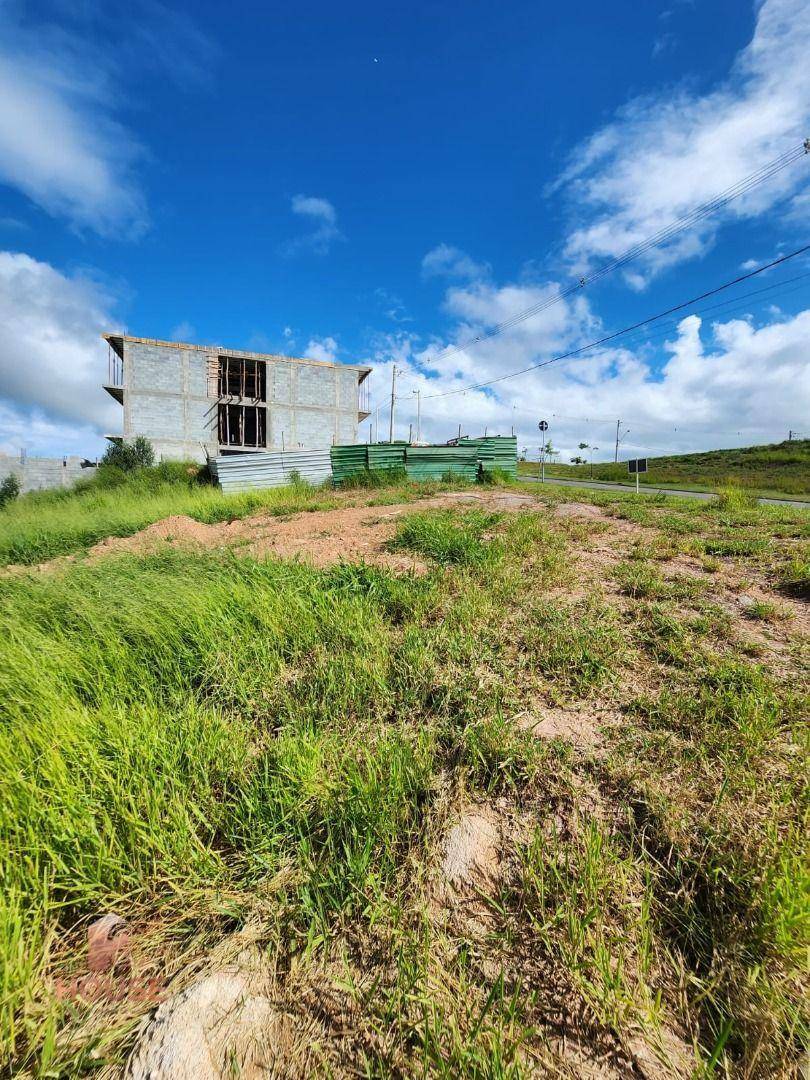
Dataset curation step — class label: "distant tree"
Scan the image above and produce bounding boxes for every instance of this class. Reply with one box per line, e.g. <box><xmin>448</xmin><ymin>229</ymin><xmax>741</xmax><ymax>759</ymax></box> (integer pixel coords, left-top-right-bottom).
<box><xmin>0</xmin><ymin>473</ymin><xmax>21</xmax><ymax>508</ymax></box>
<box><xmin>578</xmin><ymin>442</ymin><xmax>590</xmax><ymax>451</ymax></box>
<box><xmin>100</xmin><ymin>436</ymin><xmax>156</xmax><ymax>472</ymax></box>
<box><xmin>570</xmin><ymin>455</ymin><xmax>586</xmax><ymax>465</ymax></box>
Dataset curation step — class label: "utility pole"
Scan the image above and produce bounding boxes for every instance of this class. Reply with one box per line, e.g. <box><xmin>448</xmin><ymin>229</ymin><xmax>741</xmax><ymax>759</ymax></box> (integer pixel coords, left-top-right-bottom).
<box><xmin>373</xmin><ymin>404</ymin><xmax>381</xmax><ymax>443</ymax></box>
<box><xmin>388</xmin><ymin>365</ymin><xmax>398</xmax><ymax>443</ymax></box>
<box><xmin>614</xmin><ymin>419</ymin><xmax>621</xmax><ymax>463</ymax></box>
<box><xmin>413</xmin><ymin>388</ymin><xmax>422</xmax><ymax>443</ymax></box>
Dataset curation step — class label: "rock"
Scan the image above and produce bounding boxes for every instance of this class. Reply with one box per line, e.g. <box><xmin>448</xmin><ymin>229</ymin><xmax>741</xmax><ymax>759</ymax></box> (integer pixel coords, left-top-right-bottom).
<box><xmin>127</xmin><ymin>970</ymin><xmax>282</xmax><ymax>1080</ymax></box>
<box><xmin>87</xmin><ymin>913</ymin><xmax>130</xmax><ymax>973</ymax></box>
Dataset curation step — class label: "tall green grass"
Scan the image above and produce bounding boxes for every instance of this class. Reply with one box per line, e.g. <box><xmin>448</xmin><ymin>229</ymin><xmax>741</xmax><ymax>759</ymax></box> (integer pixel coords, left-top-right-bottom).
<box><xmin>0</xmin><ymin>474</ymin><xmax>341</xmax><ymax>565</ymax></box>
<box><xmin>0</xmin><ymin>510</ymin><xmax>568</xmax><ymax>1069</ymax></box>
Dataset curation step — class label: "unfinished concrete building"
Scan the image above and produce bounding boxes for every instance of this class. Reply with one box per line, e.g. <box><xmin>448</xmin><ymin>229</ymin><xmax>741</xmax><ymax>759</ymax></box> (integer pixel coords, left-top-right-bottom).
<box><xmin>102</xmin><ymin>335</ymin><xmax>371</xmax><ymax>462</ymax></box>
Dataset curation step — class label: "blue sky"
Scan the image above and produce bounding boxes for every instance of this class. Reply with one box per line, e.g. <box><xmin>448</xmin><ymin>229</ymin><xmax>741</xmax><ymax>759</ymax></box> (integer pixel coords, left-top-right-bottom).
<box><xmin>0</xmin><ymin>0</ymin><xmax>809</xmax><ymax>461</ymax></box>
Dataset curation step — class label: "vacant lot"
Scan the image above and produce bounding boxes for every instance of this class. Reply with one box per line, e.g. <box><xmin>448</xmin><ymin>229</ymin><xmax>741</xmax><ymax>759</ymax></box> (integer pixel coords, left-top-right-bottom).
<box><xmin>0</xmin><ymin>477</ymin><xmax>807</xmax><ymax>1077</ymax></box>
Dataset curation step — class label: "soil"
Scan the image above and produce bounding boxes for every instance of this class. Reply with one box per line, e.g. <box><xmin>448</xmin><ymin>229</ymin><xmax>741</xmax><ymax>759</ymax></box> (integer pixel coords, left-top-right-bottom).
<box><xmin>439</xmin><ymin>809</ymin><xmax>501</xmax><ymax>891</ymax></box>
<box><xmin>515</xmin><ymin>705</ymin><xmax>613</xmax><ymax>752</ymax></box>
<box><xmin>75</xmin><ymin>490</ymin><xmax>546</xmax><ymax>574</ymax></box>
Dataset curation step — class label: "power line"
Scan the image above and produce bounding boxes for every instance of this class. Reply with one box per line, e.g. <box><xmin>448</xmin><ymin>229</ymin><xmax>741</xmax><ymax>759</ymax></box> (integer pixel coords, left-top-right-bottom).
<box><xmin>390</xmin><ymin>269</ymin><xmax>810</xmax><ymax>412</ymax></box>
<box><xmin>421</xmin><ymin>244</ymin><xmax>810</xmax><ymax>400</ymax></box>
<box><xmin>418</xmin><ymin>142</ymin><xmax>808</xmax><ymax>369</ymax></box>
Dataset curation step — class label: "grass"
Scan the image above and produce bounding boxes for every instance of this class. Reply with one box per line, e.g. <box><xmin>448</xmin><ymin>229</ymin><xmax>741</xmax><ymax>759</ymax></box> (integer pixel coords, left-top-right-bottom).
<box><xmin>0</xmin><ymin>469</ymin><xmax>344</xmax><ymax>565</ymax></box>
<box><xmin>518</xmin><ymin>438</ymin><xmax>810</xmax><ymax>498</ymax></box>
<box><xmin>0</xmin><ymin>479</ymin><xmax>807</xmax><ymax>1076</ymax></box>
<box><xmin>387</xmin><ymin>507</ymin><xmax>503</xmax><ymax>565</ymax></box>
<box><xmin>0</xmin><ymin>462</ymin><xmax>488</xmax><ymax>567</ymax></box>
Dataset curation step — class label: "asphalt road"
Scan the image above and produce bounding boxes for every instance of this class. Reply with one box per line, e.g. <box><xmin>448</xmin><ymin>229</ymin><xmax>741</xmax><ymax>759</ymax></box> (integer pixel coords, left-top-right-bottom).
<box><xmin>518</xmin><ymin>475</ymin><xmax>810</xmax><ymax>510</ymax></box>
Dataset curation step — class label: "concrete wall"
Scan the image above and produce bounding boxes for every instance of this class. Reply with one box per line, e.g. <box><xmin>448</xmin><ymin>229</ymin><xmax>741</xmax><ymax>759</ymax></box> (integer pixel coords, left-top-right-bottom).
<box><xmin>0</xmin><ymin>454</ymin><xmax>92</xmax><ymax>494</ymax></box>
<box><xmin>117</xmin><ymin>341</ymin><xmax>362</xmax><ymax>463</ymax></box>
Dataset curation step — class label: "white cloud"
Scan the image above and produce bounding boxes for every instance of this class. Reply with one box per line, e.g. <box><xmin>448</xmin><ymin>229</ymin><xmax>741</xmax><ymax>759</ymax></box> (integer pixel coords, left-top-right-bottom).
<box><xmin>374</xmin><ymin>287</ymin><xmax>412</xmax><ymax>323</ymax></box>
<box><xmin>0</xmin><ymin>2</ymin><xmax>214</xmax><ymax>238</ymax></box>
<box><xmin>283</xmin><ymin>195</ymin><xmax>343</xmax><ymax>255</ymax></box>
<box><xmin>652</xmin><ymin>32</ymin><xmax>677</xmax><ymax>58</ymax></box>
<box><xmin>170</xmin><ymin>320</ymin><xmax>196</xmax><ymax>342</ymax></box>
<box><xmin>0</xmin><ymin>251</ymin><xmax>120</xmax><ymax>455</ymax></box>
<box><xmin>422</xmin><ymin>244</ymin><xmax>490</xmax><ymax>282</ymax></box>
<box><xmin>305</xmin><ymin>336</ymin><xmax>339</xmax><ymax>363</ymax></box>
<box><xmin>0</xmin><ymin>216</ymin><xmax>29</xmax><ymax>232</ymax></box>
<box><xmin>0</xmin><ymin>401</ymin><xmax>105</xmax><ymax>458</ymax></box>
<box><xmin>556</xmin><ymin>0</ymin><xmax>810</xmax><ymax>284</ymax></box>
<box><xmin>361</xmin><ymin>273</ymin><xmax>810</xmax><ymax>461</ymax></box>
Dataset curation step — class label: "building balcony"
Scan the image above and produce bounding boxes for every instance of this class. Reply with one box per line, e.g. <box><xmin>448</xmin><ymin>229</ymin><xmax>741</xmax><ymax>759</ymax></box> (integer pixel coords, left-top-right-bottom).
<box><xmin>103</xmin><ymin>383</ymin><xmax>124</xmax><ymax>404</ymax></box>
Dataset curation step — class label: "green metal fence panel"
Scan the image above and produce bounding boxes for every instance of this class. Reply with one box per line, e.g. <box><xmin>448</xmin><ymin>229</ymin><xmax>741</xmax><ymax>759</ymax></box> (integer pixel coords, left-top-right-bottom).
<box><xmin>460</xmin><ymin>436</ymin><xmax>518</xmax><ymax>477</ymax></box>
<box><xmin>367</xmin><ymin>443</ymin><xmax>407</xmax><ymax>472</ymax></box>
<box><xmin>330</xmin><ymin>444</ymin><xmax>368</xmax><ymax>482</ymax></box>
<box><xmin>330</xmin><ymin>436</ymin><xmax>516</xmax><ymax>484</ymax></box>
<box><xmin>405</xmin><ymin>444</ymin><xmax>479</xmax><ymax>481</ymax></box>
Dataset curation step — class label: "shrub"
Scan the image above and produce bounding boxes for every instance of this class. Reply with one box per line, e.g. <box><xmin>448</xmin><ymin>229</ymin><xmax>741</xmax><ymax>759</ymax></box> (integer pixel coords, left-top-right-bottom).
<box><xmin>0</xmin><ymin>474</ymin><xmax>20</xmax><ymax>509</ymax></box>
<box><xmin>99</xmin><ymin>435</ymin><xmax>155</xmax><ymax>472</ymax></box>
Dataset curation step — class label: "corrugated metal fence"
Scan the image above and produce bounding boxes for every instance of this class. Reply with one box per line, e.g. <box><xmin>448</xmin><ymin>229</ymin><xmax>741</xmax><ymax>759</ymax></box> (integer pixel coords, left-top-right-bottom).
<box><xmin>211</xmin><ymin>437</ymin><xmax>517</xmax><ymax>492</ymax></box>
<box><xmin>210</xmin><ymin>448</ymin><xmax>332</xmax><ymax>492</ymax></box>
<box><xmin>331</xmin><ymin>436</ymin><xmax>517</xmax><ymax>484</ymax></box>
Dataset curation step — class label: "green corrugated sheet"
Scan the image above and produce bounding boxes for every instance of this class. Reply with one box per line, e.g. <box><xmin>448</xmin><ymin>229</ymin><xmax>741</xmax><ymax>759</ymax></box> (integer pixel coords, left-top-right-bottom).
<box><xmin>330</xmin><ymin>444</ymin><xmax>368</xmax><ymax>482</ymax></box>
<box><xmin>405</xmin><ymin>444</ymin><xmax>479</xmax><ymax>481</ymax></box>
<box><xmin>330</xmin><ymin>435</ymin><xmax>517</xmax><ymax>484</ymax></box>
<box><xmin>460</xmin><ymin>436</ymin><xmax>518</xmax><ymax>478</ymax></box>
<box><xmin>367</xmin><ymin>443</ymin><xmax>407</xmax><ymax>472</ymax></box>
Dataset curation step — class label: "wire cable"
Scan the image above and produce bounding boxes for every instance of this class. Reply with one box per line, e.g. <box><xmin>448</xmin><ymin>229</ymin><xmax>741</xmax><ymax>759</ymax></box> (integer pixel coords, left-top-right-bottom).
<box><xmin>421</xmin><ymin>142</ymin><xmax>808</xmax><ymax>368</ymax></box>
<box><xmin>420</xmin><ymin>244</ymin><xmax>810</xmax><ymax>399</ymax></box>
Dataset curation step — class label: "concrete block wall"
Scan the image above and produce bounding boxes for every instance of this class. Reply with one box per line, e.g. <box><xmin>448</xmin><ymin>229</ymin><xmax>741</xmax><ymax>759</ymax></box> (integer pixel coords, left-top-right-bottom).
<box><xmin>122</xmin><ymin>341</ymin><xmax>217</xmax><ymax>462</ymax></box>
<box><xmin>0</xmin><ymin>454</ymin><xmax>91</xmax><ymax>494</ymax></box>
<box><xmin>116</xmin><ymin>339</ymin><xmax>364</xmax><ymax>463</ymax></box>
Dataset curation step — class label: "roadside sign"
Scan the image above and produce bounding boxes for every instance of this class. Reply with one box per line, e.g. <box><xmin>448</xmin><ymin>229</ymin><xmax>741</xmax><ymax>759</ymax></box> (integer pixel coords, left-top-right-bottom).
<box><xmin>538</xmin><ymin>420</ymin><xmax>548</xmax><ymax>431</ymax></box>
<box><xmin>628</xmin><ymin>458</ymin><xmax>647</xmax><ymax>494</ymax></box>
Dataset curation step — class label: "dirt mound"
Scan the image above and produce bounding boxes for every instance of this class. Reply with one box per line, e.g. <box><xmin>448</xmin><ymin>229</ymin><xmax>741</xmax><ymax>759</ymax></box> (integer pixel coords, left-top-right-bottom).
<box><xmin>13</xmin><ymin>490</ymin><xmax>542</xmax><ymax>579</ymax></box>
<box><xmin>91</xmin><ymin>515</ymin><xmax>217</xmax><ymax>556</ymax></box>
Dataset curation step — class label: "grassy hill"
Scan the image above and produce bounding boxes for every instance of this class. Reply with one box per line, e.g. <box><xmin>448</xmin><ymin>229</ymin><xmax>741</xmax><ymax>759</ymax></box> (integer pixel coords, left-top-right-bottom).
<box><xmin>519</xmin><ymin>439</ymin><xmax>810</xmax><ymax>496</ymax></box>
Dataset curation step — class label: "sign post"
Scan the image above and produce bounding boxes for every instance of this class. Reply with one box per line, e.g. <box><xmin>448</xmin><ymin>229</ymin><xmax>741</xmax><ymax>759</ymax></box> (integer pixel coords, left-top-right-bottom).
<box><xmin>628</xmin><ymin>457</ymin><xmax>648</xmax><ymax>494</ymax></box>
<box><xmin>538</xmin><ymin>420</ymin><xmax>548</xmax><ymax>482</ymax></box>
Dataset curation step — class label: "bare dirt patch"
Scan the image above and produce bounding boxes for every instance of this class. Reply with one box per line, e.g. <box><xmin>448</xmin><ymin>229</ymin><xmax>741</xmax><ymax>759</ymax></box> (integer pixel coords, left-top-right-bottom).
<box><xmin>554</xmin><ymin>501</ymin><xmax>609</xmax><ymax>521</ymax></box>
<box><xmin>440</xmin><ymin>809</ymin><xmax>501</xmax><ymax>892</ymax></box>
<box><xmin>515</xmin><ymin>705</ymin><xmax>613</xmax><ymax>753</ymax></box>
<box><xmin>25</xmin><ymin>491</ymin><xmax>541</xmax><ymax>575</ymax></box>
